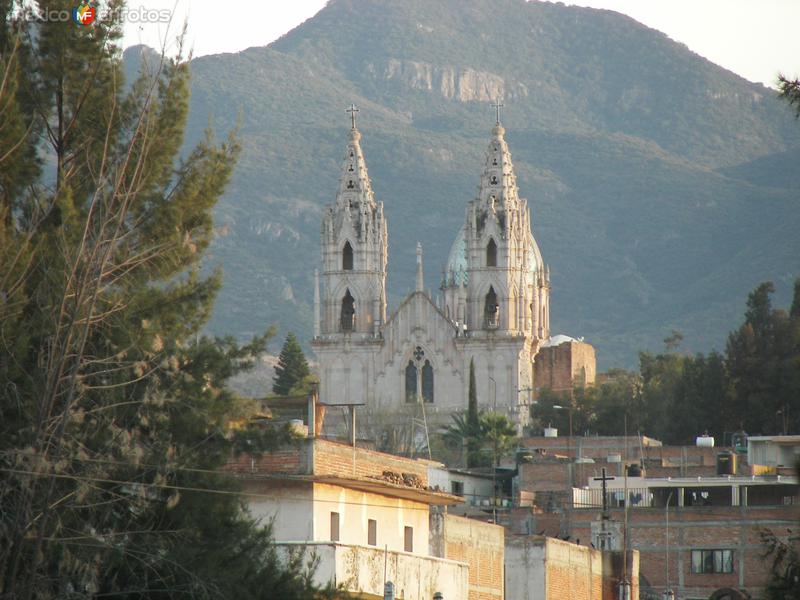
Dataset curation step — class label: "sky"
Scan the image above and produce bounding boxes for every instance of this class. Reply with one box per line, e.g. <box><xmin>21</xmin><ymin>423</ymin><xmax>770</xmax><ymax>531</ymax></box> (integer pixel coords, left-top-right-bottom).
<box><xmin>122</xmin><ymin>0</ymin><xmax>800</xmax><ymax>88</ymax></box>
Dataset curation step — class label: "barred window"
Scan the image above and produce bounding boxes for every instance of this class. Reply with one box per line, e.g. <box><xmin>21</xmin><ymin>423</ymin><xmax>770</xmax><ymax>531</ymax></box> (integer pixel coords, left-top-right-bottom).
<box><xmin>690</xmin><ymin>549</ymin><xmax>733</xmax><ymax>574</ymax></box>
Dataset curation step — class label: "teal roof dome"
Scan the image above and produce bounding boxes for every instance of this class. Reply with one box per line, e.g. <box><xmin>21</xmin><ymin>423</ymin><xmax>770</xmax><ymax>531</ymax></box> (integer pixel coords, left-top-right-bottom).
<box><xmin>443</xmin><ymin>225</ymin><xmax>546</xmax><ymax>288</ymax></box>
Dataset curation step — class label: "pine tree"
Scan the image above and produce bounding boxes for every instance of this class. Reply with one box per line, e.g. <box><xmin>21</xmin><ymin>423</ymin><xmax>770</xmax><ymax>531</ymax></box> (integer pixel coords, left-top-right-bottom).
<box><xmin>273</xmin><ymin>332</ymin><xmax>311</xmax><ymax>396</ymax></box>
<box><xmin>0</xmin><ymin>5</ymin><xmax>325</xmax><ymax>598</ymax></box>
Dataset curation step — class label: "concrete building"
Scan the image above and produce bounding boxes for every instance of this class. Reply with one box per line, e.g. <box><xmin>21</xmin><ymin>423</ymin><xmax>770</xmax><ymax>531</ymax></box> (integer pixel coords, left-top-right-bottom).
<box><xmin>311</xmin><ymin>112</ymin><xmax>595</xmax><ymax>430</ymax></box>
<box><xmin>506</xmin><ymin>537</ymin><xmax>639</xmax><ymax>600</ymax></box>
<box><xmin>227</xmin><ymin>436</ymin><xmax>504</xmax><ymax>599</ymax></box>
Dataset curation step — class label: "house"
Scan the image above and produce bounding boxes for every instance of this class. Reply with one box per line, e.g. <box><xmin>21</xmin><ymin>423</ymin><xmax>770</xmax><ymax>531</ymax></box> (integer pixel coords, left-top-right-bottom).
<box><xmin>227</xmin><ymin>436</ymin><xmax>504</xmax><ymax>599</ymax></box>
<box><xmin>510</xmin><ymin>433</ymin><xmax>800</xmax><ymax>599</ymax></box>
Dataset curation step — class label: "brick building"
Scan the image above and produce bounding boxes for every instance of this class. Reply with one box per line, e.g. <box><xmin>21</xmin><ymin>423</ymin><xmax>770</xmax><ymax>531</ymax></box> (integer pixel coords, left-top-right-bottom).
<box><xmin>228</xmin><ymin>436</ymin><xmax>505</xmax><ymax>600</ymax></box>
<box><xmin>506</xmin><ymin>536</ymin><xmax>639</xmax><ymax>600</ymax></box>
<box><xmin>510</xmin><ymin>434</ymin><xmax>800</xmax><ymax>599</ymax></box>
<box><xmin>533</xmin><ymin>335</ymin><xmax>597</xmax><ymax>394</ymax></box>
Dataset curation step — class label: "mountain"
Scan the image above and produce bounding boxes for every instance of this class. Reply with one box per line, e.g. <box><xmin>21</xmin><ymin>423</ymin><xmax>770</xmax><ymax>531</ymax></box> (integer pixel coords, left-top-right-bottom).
<box><xmin>129</xmin><ymin>0</ymin><xmax>800</xmax><ymax>369</ymax></box>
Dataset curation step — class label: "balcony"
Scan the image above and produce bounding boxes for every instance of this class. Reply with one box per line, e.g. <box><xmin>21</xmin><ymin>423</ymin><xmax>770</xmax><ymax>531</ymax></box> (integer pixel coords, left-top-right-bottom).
<box><xmin>276</xmin><ymin>542</ymin><xmax>468</xmax><ymax>600</ymax></box>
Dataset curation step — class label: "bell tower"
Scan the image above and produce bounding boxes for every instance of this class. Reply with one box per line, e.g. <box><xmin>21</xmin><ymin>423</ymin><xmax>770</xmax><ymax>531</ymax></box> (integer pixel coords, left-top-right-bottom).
<box><xmin>316</xmin><ymin>105</ymin><xmax>388</xmax><ymax>338</ymax></box>
<box><xmin>463</xmin><ymin>104</ymin><xmax>550</xmax><ymax>340</ymax></box>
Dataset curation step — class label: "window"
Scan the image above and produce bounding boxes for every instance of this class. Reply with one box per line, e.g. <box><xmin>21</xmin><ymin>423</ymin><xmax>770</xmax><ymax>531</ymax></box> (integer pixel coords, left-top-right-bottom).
<box><xmin>340</xmin><ymin>289</ymin><xmax>355</xmax><ymax>332</ymax></box>
<box><xmin>422</xmin><ymin>360</ymin><xmax>434</xmax><ymax>403</ymax></box>
<box><xmin>405</xmin><ymin>361</ymin><xmax>417</xmax><ymax>403</ymax></box>
<box><xmin>330</xmin><ymin>512</ymin><xmax>340</xmax><ymax>542</ymax></box>
<box><xmin>451</xmin><ymin>481</ymin><xmax>464</xmax><ymax>496</ymax></box>
<box><xmin>691</xmin><ymin>550</ymin><xmax>733</xmax><ymax>574</ymax></box>
<box><xmin>342</xmin><ymin>241</ymin><xmax>354</xmax><ymax>270</ymax></box>
<box><xmin>368</xmin><ymin>519</ymin><xmax>377</xmax><ymax>546</ymax></box>
<box><xmin>484</xmin><ymin>286</ymin><xmax>499</xmax><ymax>328</ymax></box>
<box><xmin>486</xmin><ymin>238</ymin><xmax>497</xmax><ymax>267</ymax></box>
<box><xmin>404</xmin><ymin>526</ymin><xmax>413</xmax><ymax>552</ymax></box>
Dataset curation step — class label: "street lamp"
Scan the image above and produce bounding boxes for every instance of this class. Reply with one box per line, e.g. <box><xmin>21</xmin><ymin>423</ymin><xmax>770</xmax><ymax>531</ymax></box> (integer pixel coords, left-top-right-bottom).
<box><xmin>552</xmin><ymin>404</ymin><xmax>573</xmax><ymax>438</ymax></box>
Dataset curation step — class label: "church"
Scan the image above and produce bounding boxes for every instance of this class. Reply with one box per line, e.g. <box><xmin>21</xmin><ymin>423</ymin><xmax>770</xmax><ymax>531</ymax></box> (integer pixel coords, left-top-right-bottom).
<box><xmin>311</xmin><ymin>106</ymin><xmax>595</xmax><ymax>431</ymax></box>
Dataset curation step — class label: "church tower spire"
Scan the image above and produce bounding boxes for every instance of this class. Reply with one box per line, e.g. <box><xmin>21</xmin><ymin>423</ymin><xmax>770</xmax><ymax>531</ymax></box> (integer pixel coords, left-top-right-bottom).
<box><xmin>462</xmin><ymin>110</ymin><xmax>550</xmax><ymax>339</ymax></box>
<box><xmin>317</xmin><ymin>106</ymin><xmax>388</xmax><ymax>337</ymax></box>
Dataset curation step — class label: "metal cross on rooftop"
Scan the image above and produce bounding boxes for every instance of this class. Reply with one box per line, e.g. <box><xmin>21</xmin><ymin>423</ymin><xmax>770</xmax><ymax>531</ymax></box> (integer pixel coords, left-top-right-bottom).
<box><xmin>491</xmin><ymin>98</ymin><xmax>504</xmax><ymax>124</ymax></box>
<box><xmin>593</xmin><ymin>467</ymin><xmax>614</xmax><ymax>519</ymax></box>
<box><xmin>346</xmin><ymin>103</ymin><xmax>359</xmax><ymax>129</ymax></box>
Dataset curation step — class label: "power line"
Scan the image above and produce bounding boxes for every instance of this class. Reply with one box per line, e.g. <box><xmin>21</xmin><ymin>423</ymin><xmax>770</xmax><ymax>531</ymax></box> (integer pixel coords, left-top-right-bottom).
<box><xmin>0</xmin><ymin>466</ymin><xmax>450</xmax><ymax>512</ymax></box>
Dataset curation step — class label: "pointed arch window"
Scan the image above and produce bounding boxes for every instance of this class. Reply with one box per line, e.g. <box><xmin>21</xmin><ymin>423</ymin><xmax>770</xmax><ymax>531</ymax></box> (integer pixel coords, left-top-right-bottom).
<box><xmin>422</xmin><ymin>360</ymin><xmax>434</xmax><ymax>403</ymax></box>
<box><xmin>342</xmin><ymin>241</ymin><xmax>354</xmax><ymax>270</ymax></box>
<box><xmin>405</xmin><ymin>361</ymin><xmax>417</xmax><ymax>403</ymax></box>
<box><xmin>485</xmin><ymin>286</ymin><xmax>499</xmax><ymax>328</ymax></box>
<box><xmin>486</xmin><ymin>238</ymin><xmax>497</xmax><ymax>267</ymax></box>
<box><xmin>340</xmin><ymin>289</ymin><xmax>355</xmax><ymax>332</ymax></box>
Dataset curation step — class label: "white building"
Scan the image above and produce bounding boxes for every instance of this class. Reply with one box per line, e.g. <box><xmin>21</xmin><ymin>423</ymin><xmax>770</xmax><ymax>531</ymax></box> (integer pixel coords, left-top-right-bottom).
<box><xmin>312</xmin><ymin>112</ymin><xmax>553</xmax><ymax>429</ymax></box>
<box><xmin>229</xmin><ymin>437</ymin><xmax>471</xmax><ymax>599</ymax></box>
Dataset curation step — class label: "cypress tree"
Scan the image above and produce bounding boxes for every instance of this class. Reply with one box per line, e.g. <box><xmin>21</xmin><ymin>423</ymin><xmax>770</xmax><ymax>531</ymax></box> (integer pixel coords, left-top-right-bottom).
<box><xmin>466</xmin><ymin>358</ymin><xmax>482</xmax><ymax>467</ymax></box>
<box><xmin>273</xmin><ymin>332</ymin><xmax>311</xmax><ymax>395</ymax></box>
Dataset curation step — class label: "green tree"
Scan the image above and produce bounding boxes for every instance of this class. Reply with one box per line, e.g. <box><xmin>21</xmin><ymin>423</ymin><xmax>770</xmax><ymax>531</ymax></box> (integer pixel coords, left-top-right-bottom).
<box><xmin>779</xmin><ymin>74</ymin><xmax>800</xmax><ymax>118</ymax></box>
<box><xmin>0</xmin><ymin>4</ymin><xmax>329</xmax><ymax>598</ymax></box>
<box><xmin>466</xmin><ymin>358</ymin><xmax>482</xmax><ymax>465</ymax></box>
<box><xmin>480</xmin><ymin>412</ymin><xmax>518</xmax><ymax>467</ymax></box>
<box><xmin>272</xmin><ymin>332</ymin><xmax>312</xmax><ymax>396</ymax></box>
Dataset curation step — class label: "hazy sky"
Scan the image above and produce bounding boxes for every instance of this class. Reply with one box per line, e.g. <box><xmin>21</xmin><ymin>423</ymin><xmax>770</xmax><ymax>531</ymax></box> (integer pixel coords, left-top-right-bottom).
<box><xmin>122</xmin><ymin>0</ymin><xmax>800</xmax><ymax>87</ymax></box>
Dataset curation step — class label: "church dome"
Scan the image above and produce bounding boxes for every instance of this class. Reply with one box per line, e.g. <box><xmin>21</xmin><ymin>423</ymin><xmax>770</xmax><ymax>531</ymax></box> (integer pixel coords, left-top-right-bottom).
<box><xmin>445</xmin><ymin>225</ymin><xmax>468</xmax><ymax>285</ymax></box>
<box><xmin>444</xmin><ymin>225</ymin><xmax>546</xmax><ymax>288</ymax></box>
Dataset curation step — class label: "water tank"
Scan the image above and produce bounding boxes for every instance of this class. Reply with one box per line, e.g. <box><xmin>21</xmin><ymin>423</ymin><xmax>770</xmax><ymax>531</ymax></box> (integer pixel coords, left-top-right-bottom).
<box><xmin>626</xmin><ymin>463</ymin><xmax>643</xmax><ymax>477</ymax></box>
<box><xmin>544</xmin><ymin>426</ymin><xmax>558</xmax><ymax>438</ymax></box>
<box><xmin>717</xmin><ymin>451</ymin><xmax>737</xmax><ymax>475</ymax></box>
<box><xmin>289</xmin><ymin>419</ymin><xmax>308</xmax><ymax>437</ymax></box>
<box><xmin>696</xmin><ymin>435</ymin><xmax>715</xmax><ymax>448</ymax></box>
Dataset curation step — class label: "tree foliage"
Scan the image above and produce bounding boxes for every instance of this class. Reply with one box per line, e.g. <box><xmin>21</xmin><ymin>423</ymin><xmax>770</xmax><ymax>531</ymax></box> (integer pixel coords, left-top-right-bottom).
<box><xmin>0</xmin><ymin>3</ymin><xmax>329</xmax><ymax>597</ymax></box>
<box><xmin>272</xmin><ymin>332</ymin><xmax>312</xmax><ymax>396</ymax></box>
<box><xmin>533</xmin><ymin>280</ymin><xmax>800</xmax><ymax>444</ymax></box>
<box><xmin>444</xmin><ymin>361</ymin><xmax>519</xmax><ymax>468</ymax></box>
<box><xmin>779</xmin><ymin>74</ymin><xmax>800</xmax><ymax>118</ymax></box>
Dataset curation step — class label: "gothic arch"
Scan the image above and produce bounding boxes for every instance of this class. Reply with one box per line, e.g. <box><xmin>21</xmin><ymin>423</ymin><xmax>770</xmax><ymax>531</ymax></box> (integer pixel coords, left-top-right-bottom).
<box><xmin>340</xmin><ymin>289</ymin><xmax>355</xmax><ymax>332</ymax></box>
<box><xmin>403</xmin><ymin>351</ymin><xmax>435</xmax><ymax>404</ymax></box>
<box><xmin>342</xmin><ymin>241</ymin><xmax>354</xmax><ymax>270</ymax></box>
<box><xmin>484</xmin><ymin>286</ymin><xmax>499</xmax><ymax>328</ymax></box>
<box><xmin>486</xmin><ymin>238</ymin><xmax>497</xmax><ymax>267</ymax></box>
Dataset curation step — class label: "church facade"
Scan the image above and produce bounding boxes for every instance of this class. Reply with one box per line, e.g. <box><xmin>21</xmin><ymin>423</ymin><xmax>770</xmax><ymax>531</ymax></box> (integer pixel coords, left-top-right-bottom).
<box><xmin>311</xmin><ymin>112</ymin><xmax>559</xmax><ymax>429</ymax></box>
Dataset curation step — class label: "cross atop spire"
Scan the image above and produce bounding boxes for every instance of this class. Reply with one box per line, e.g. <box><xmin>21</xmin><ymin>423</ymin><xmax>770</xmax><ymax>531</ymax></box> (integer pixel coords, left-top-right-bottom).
<box><xmin>491</xmin><ymin>98</ymin><xmax>504</xmax><ymax>125</ymax></box>
<box><xmin>346</xmin><ymin>103</ymin><xmax>359</xmax><ymax>130</ymax></box>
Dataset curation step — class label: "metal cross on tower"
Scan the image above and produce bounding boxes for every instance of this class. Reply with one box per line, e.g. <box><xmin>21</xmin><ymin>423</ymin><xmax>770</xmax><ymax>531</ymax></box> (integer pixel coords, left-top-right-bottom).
<box><xmin>491</xmin><ymin>98</ymin><xmax>504</xmax><ymax>124</ymax></box>
<box><xmin>593</xmin><ymin>467</ymin><xmax>614</xmax><ymax>519</ymax></box>
<box><xmin>346</xmin><ymin>103</ymin><xmax>359</xmax><ymax>129</ymax></box>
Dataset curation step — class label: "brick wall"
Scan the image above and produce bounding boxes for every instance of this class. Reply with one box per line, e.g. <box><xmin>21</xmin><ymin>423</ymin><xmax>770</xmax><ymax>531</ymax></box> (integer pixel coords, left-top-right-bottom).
<box><xmin>225</xmin><ymin>443</ymin><xmax>309</xmax><ymax>475</ymax></box>
<box><xmin>439</xmin><ymin>514</ymin><xmax>504</xmax><ymax>600</ymax></box>
<box><xmin>312</xmin><ymin>438</ymin><xmax>429</xmax><ymax>484</ymax></box>
<box><xmin>506</xmin><ymin>536</ymin><xmax>638</xmax><ymax>600</ymax></box>
<box><xmin>569</xmin><ymin>504</ymin><xmax>800</xmax><ymax>598</ymax></box>
<box><xmin>226</xmin><ymin>438</ymin><xmax>430</xmax><ymax>485</ymax></box>
<box><xmin>534</xmin><ymin>341</ymin><xmax>597</xmax><ymax>393</ymax></box>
